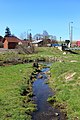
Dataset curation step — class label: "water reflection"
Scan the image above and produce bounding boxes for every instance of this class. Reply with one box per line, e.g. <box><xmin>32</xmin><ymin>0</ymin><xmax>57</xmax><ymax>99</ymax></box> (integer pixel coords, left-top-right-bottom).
<box><xmin>32</xmin><ymin>67</ymin><xmax>66</xmax><ymax>120</ymax></box>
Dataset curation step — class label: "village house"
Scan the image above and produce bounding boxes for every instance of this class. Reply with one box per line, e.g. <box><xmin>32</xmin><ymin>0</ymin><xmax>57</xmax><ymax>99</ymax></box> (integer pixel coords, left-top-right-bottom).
<box><xmin>76</xmin><ymin>41</ymin><xmax>80</xmax><ymax>47</ymax></box>
<box><xmin>3</xmin><ymin>36</ymin><xmax>30</xmax><ymax>49</ymax></box>
<box><xmin>32</xmin><ymin>40</ymin><xmax>43</xmax><ymax>47</ymax></box>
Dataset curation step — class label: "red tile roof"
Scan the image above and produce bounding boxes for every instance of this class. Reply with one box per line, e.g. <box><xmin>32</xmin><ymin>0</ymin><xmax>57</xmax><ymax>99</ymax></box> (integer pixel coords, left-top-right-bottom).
<box><xmin>3</xmin><ymin>36</ymin><xmax>22</xmax><ymax>43</ymax></box>
<box><xmin>3</xmin><ymin>36</ymin><xmax>31</xmax><ymax>44</ymax></box>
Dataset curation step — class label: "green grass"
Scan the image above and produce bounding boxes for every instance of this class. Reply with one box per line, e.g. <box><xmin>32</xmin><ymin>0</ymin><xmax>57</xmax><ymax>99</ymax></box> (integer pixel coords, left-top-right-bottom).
<box><xmin>0</xmin><ymin>47</ymin><xmax>80</xmax><ymax>63</ymax></box>
<box><xmin>0</xmin><ymin>47</ymin><xmax>80</xmax><ymax>119</ymax></box>
<box><xmin>0</xmin><ymin>63</ymin><xmax>36</xmax><ymax>120</ymax></box>
<box><xmin>0</xmin><ymin>47</ymin><xmax>63</xmax><ymax>62</ymax></box>
<box><xmin>49</xmin><ymin>61</ymin><xmax>80</xmax><ymax>119</ymax></box>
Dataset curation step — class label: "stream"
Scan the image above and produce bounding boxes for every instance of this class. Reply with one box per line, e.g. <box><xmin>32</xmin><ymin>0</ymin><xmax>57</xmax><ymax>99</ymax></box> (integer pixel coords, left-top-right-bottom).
<box><xmin>32</xmin><ymin>64</ymin><xmax>67</xmax><ymax>120</ymax></box>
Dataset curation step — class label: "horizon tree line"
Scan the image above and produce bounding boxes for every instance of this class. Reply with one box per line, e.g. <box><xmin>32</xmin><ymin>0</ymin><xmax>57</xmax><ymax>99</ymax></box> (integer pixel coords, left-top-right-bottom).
<box><xmin>0</xmin><ymin>27</ymin><xmax>57</xmax><ymax>41</ymax></box>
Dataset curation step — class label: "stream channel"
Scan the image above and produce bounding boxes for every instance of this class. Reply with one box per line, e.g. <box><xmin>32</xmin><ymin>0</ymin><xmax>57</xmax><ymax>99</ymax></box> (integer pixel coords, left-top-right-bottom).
<box><xmin>32</xmin><ymin>63</ymin><xmax>67</xmax><ymax>120</ymax></box>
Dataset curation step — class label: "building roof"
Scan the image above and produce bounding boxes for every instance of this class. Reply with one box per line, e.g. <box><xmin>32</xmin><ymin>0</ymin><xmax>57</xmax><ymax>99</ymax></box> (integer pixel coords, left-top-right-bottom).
<box><xmin>3</xmin><ymin>36</ymin><xmax>22</xmax><ymax>43</ymax></box>
<box><xmin>32</xmin><ymin>40</ymin><xmax>43</xmax><ymax>44</ymax></box>
<box><xmin>76</xmin><ymin>41</ymin><xmax>80</xmax><ymax>42</ymax></box>
<box><xmin>3</xmin><ymin>36</ymin><xmax>31</xmax><ymax>44</ymax></box>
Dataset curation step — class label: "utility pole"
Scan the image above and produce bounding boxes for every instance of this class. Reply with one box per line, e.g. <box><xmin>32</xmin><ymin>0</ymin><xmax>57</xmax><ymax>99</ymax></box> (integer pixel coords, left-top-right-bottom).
<box><xmin>69</xmin><ymin>22</ymin><xmax>73</xmax><ymax>46</ymax></box>
<box><xmin>70</xmin><ymin>26</ymin><xmax>73</xmax><ymax>44</ymax></box>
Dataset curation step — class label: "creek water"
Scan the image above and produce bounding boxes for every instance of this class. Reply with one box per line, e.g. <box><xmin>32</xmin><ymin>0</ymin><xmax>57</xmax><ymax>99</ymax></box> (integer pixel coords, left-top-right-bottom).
<box><xmin>32</xmin><ymin>65</ymin><xmax>67</xmax><ymax>120</ymax></box>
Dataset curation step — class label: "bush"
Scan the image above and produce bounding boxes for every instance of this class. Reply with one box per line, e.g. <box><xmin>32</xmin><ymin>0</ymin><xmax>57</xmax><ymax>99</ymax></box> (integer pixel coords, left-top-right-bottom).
<box><xmin>0</xmin><ymin>42</ymin><xmax>3</xmax><ymax>48</ymax></box>
<box><xmin>16</xmin><ymin>44</ymin><xmax>35</xmax><ymax>54</ymax></box>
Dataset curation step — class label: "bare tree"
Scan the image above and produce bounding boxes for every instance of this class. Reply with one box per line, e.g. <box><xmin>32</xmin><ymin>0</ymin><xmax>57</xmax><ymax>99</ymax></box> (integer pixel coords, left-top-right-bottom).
<box><xmin>43</xmin><ymin>30</ymin><xmax>49</xmax><ymax>39</ymax></box>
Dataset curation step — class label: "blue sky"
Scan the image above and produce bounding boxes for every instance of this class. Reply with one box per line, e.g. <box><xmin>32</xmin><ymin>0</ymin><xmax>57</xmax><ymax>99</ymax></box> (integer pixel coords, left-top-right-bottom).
<box><xmin>0</xmin><ymin>0</ymin><xmax>80</xmax><ymax>40</ymax></box>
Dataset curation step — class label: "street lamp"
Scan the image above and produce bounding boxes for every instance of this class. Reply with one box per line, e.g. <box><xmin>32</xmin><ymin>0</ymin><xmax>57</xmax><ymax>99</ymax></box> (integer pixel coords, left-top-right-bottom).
<box><xmin>69</xmin><ymin>22</ymin><xmax>73</xmax><ymax>45</ymax></box>
<box><xmin>27</xmin><ymin>29</ymin><xmax>31</xmax><ymax>40</ymax></box>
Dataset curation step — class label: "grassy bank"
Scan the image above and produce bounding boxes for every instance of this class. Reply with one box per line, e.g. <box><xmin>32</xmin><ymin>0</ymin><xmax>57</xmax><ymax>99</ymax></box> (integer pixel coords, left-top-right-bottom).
<box><xmin>49</xmin><ymin>61</ymin><xmax>80</xmax><ymax>119</ymax></box>
<box><xmin>0</xmin><ymin>47</ymin><xmax>63</xmax><ymax>63</ymax></box>
<box><xmin>0</xmin><ymin>47</ymin><xmax>80</xmax><ymax>64</ymax></box>
<box><xmin>0</xmin><ymin>63</ymin><xmax>36</xmax><ymax>120</ymax></box>
<box><xmin>0</xmin><ymin>47</ymin><xmax>80</xmax><ymax>119</ymax></box>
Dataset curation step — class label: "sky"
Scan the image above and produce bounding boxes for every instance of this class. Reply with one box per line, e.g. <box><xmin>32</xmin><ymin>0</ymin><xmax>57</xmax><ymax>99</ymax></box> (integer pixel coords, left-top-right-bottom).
<box><xmin>0</xmin><ymin>0</ymin><xmax>80</xmax><ymax>41</ymax></box>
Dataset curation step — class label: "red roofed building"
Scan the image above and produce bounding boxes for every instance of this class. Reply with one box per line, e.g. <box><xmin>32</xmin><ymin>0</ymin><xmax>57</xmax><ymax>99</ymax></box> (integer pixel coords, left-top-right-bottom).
<box><xmin>3</xmin><ymin>36</ymin><xmax>23</xmax><ymax>49</ymax></box>
<box><xmin>3</xmin><ymin>36</ymin><xmax>31</xmax><ymax>49</ymax></box>
<box><xmin>76</xmin><ymin>41</ymin><xmax>80</xmax><ymax>47</ymax></box>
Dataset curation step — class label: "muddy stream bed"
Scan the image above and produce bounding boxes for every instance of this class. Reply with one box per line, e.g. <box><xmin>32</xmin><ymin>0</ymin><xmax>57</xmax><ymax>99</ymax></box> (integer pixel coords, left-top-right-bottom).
<box><xmin>31</xmin><ymin>63</ymin><xmax>67</xmax><ymax>120</ymax></box>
